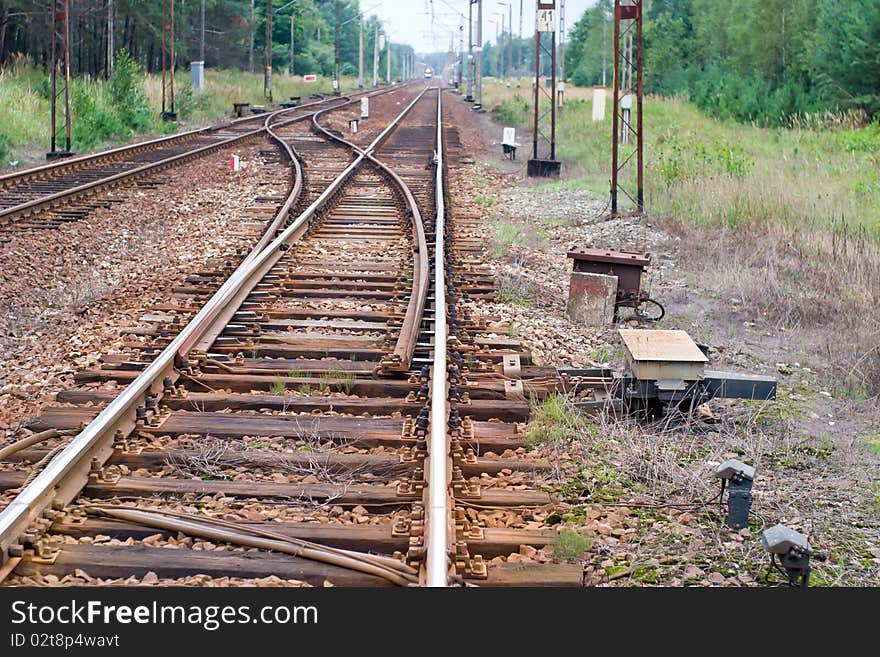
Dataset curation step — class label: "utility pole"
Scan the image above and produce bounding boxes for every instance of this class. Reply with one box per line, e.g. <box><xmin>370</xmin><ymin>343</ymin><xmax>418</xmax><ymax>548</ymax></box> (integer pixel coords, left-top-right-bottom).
<box><xmin>333</xmin><ymin>0</ymin><xmax>340</xmax><ymax>92</ymax></box>
<box><xmin>610</xmin><ymin>0</ymin><xmax>644</xmax><ymax>216</ymax></box>
<box><xmin>161</xmin><ymin>0</ymin><xmax>176</xmax><ymax>120</ymax></box>
<box><xmin>475</xmin><ymin>0</ymin><xmax>483</xmax><ymax>109</ymax></box>
<box><xmin>48</xmin><ymin>0</ymin><xmax>72</xmax><ymax>159</ymax></box>
<box><xmin>264</xmin><ymin>0</ymin><xmax>273</xmax><ymax>100</ymax></box>
<box><xmin>358</xmin><ymin>13</ymin><xmax>364</xmax><ymax>89</ymax></box>
<box><xmin>558</xmin><ymin>0</ymin><xmax>565</xmax><ymax>107</ymax></box>
<box><xmin>602</xmin><ymin>8</ymin><xmax>607</xmax><ymax>86</ymax></box>
<box><xmin>386</xmin><ymin>39</ymin><xmax>391</xmax><ymax>83</ymax></box>
<box><xmin>518</xmin><ymin>0</ymin><xmax>523</xmax><ymax>75</ymax></box>
<box><xmin>200</xmin><ymin>0</ymin><xmax>206</xmax><ymax>62</ymax></box>
<box><xmin>499</xmin><ymin>2</ymin><xmax>511</xmax><ymax>84</ymax></box>
<box><xmin>466</xmin><ymin>0</ymin><xmax>475</xmax><ymax>100</ymax></box>
<box><xmin>249</xmin><ymin>0</ymin><xmax>255</xmax><ymax>73</ymax></box>
<box><xmin>373</xmin><ymin>25</ymin><xmax>379</xmax><ymax>87</ymax></box>
<box><xmin>290</xmin><ymin>13</ymin><xmax>295</xmax><ymax>75</ymax></box>
<box><xmin>106</xmin><ymin>0</ymin><xmax>114</xmax><ymax>79</ymax></box>
<box><xmin>457</xmin><ymin>20</ymin><xmax>464</xmax><ymax>88</ymax></box>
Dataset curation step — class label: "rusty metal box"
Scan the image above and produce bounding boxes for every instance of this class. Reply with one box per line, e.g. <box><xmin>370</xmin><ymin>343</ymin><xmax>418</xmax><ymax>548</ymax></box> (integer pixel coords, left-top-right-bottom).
<box><xmin>567</xmin><ymin>248</ymin><xmax>650</xmax><ymax>302</ymax></box>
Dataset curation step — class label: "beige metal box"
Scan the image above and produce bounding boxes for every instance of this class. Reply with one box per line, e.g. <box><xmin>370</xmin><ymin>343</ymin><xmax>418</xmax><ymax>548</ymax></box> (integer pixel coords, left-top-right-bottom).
<box><xmin>619</xmin><ymin>329</ymin><xmax>708</xmax><ymax>381</ymax></box>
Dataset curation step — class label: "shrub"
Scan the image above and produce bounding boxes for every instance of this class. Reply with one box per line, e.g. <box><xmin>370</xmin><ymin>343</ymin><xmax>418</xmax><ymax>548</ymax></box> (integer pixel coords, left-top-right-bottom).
<box><xmin>0</xmin><ymin>133</ymin><xmax>9</xmax><ymax>162</ymax></box>
<box><xmin>491</xmin><ymin>94</ymin><xmax>530</xmax><ymax>126</ymax></box>
<box><xmin>71</xmin><ymin>83</ymin><xmax>124</xmax><ymax>149</ymax></box>
<box><xmin>110</xmin><ymin>49</ymin><xmax>152</xmax><ymax>132</ymax></box>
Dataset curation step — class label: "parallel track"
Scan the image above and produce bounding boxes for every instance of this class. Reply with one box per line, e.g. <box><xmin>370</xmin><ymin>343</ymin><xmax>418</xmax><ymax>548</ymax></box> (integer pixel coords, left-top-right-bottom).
<box><xmin>0</xmin><ymin>90</ymin><xmax>389</xmax><ymax>232</ymax></box>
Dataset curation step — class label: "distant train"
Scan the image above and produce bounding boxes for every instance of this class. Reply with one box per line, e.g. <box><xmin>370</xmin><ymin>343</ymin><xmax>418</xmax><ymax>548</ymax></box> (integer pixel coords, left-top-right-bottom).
<box><xmin>424</xmin><ymin>67</ymin><xmax>433</xmax><ymax>79</ymax></box>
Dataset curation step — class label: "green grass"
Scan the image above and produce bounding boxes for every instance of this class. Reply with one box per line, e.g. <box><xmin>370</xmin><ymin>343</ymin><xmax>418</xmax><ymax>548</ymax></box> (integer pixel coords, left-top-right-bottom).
<box><xmin>489</xmin><ymin>220</ymin><xmax>523</xmax><ymax>258</ymax></box>
<box><xmin>481</xmin><ymin>80</ymin><xmax>880</xmax><ymax>237</ymax></box>
<box><xmin>0</xmin><ymin>59</ymin><xmax>359</xmax><ymax>167</ymax></box>
<box><xmin>551</xmin><ymin>529</ymin><xmax>593</xmax><ymax>562</ymax></box>
<box><xmin>525</xmin><ymin>394</ymin><xmax>597</xmax><ymax>446</ymax></box>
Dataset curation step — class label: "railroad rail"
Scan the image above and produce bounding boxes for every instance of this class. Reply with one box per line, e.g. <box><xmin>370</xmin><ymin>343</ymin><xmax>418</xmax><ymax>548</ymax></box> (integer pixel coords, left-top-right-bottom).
<box><xmin>0</xmin><ymin>89</ymin><xmax>390</xmax><ymax>229</ymax></box>
<box><xmin>0</xmin><ymin>85</ymin><xmax>585</xmax><ymax>587</ymax></box>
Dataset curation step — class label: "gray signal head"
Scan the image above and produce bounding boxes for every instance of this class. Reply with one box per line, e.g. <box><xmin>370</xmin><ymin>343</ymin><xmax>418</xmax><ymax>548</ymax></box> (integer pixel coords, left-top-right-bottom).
<box><xmin>762</xmin><ymin>524</ymin><xmax>813</xmax><ymax>556</ymax></box>
<box><xmin>714</xmin><ymin>459</ymin><xmax>755</xmax><ymax>481</ymax></box>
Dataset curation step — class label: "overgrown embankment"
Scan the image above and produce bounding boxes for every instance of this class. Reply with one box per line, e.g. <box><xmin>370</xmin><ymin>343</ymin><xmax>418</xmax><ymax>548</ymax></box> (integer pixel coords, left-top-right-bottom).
<box><xmin>0</xmin><ymin>55</ymin><xmax>348</xmax><ymax>168</ymax></box>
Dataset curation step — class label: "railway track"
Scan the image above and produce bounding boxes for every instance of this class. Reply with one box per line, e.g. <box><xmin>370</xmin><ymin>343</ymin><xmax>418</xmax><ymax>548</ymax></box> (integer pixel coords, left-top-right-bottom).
<box><xmin>0</xmin><ymin>89</ymin><xmax>389</xmax><ymax>235</ymax></box>
<box><xmin>0</xmin><ymin>84</ymin><xmax>585</xmax><ymax>587</ymax></box>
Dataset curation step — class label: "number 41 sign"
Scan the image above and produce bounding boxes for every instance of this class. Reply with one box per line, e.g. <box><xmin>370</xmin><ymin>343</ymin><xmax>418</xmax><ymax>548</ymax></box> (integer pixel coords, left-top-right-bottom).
<box><xmin>537</xmin><ymin>1</ymin><xmax>555</xmax><ymax>33</ymax></box>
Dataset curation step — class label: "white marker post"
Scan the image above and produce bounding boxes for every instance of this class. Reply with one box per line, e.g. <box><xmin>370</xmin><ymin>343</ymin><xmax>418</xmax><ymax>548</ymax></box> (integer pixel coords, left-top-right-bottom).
<box><xmin>230</xmin><ymin>154</ymin><xmax>241</xmax><ymax>172</ymax></box>
<box><xmin>361</xmin><ymin>97</ymin><xmax>369</xmax><ymax>120</ymax></box>
<box><xmin>592</xmin><ymin>87</ymin><xmax>606</xmax><ymax>121</ymax></box>
<box><xmin>502</xmin><ymin>127</ymin><xmax>517</xmax><ymax>160</ymax></box>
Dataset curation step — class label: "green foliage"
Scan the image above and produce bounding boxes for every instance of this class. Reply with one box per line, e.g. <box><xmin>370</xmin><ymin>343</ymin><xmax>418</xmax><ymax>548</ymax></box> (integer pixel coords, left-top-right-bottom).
<box><xmin>109</xmin><ymin>49</ymin><xmax>152</xmax><ymax>132</ymax></box>
<box><xmin>551</xmin><ymin>530</ymin><xmax>593</xmax><ymax>561</ymax></box>
<box><xmin>70</xmin><ymin>82</ymin><xmax>124</xmax><ymax>150</ymax></box>
<box><xmin>838</xmin><ymin>119</ymin><xmax>880</xmax><ymax>152</ymax></box>
<box><xmin>490</xmin><ymin>221</ymin><xmax>522</xmax><ymax>258</ymax></box>
<box><xmin>0</xmin><ymin>133</ymin><xmax>8</xmax><ymax>162</ymax></box>
<box><xmin>564</xmin><ymin>0</ymin><xmax>880</xmax><ymax>125</ymax></box>
<box><xmin>491</xmin><ymin>95</ymin><xmax>531</xmax><ymax>127</ymax></box>
<box><xmin>656</xmin><ymin>133</ymin><xmax>754</xmax><ymax>188</ymax></box>
<box><xmin>525</xmin><ymin>395</ymin><xmax>595</xmax><ymax>446</ymax></box>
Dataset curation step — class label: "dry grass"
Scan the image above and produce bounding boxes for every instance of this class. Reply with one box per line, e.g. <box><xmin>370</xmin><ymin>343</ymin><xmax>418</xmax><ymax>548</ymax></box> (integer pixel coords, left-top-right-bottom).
<box><xmin>661</xmin><ymin>218</ymin><xmax>880</xmax><ymax>399</ymax></box>
<box><xmin>527</xmin><ymin>394</ymin><xmax>880</xmax><ymax>586</ymax></box>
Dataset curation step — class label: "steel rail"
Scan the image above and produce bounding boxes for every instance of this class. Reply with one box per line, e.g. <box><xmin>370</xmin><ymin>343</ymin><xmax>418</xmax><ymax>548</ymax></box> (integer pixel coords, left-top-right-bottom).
<box><xmin>0</xmin><ymin>95</ymin><xmax>330</xmax><ymax>189</ymax></box>
<box><xmin>0</xmin><ymin>102</ymin><xmax>337</xmax><ymax>227</ymax></box>
<box><xmin>425</xmin><ymin>87</ymin><xmax>450</xmax><ymax>587</ymax></box>
<box><xmin>306</xmin><ymin>85</ymin><xmax>432</xmax><ymax>373</ymax></box>
<box><xmin>0</xmin><ymin>90</ymin><xmax>392</xmax><ymax>226</ymax></box>
<box><xmin>0</xmin><ymin>85</ymin><xmax>430</xmax><ymax>566</ymax></box>
<box><xmin>189</xmin><ymin>84</ymin><xmax>413</xmax><ymax>352</ymax></box>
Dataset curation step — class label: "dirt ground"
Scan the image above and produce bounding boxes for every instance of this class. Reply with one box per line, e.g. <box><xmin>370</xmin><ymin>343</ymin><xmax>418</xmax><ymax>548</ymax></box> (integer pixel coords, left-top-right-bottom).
<box><xmin>446</xmin><ymin>88</ymin><xmax>880</xmax><ymax>587</ymax></box>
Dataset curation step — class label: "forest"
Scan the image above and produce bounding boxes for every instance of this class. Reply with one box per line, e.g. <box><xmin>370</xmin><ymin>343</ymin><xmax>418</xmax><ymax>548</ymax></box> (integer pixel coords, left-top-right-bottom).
<box><xmin>0</xmin><ymin>0</ymin><xmax>413</xmax><ymax>80</ymax></box>
<box><xmin>565</xmin><ymin>0</ymin><xmax>880</xmax><ymax>125</ymax></box>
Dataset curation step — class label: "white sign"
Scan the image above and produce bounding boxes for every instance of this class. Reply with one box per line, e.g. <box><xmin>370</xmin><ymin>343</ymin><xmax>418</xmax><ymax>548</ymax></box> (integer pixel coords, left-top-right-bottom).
<box><xmin>557</xmin><ymin>81</ymin><xmax>565</xmax><ymax>93</ymax></box>
<box><xmin>361</xmin><ymin>97</ymin><xmax>369</xmax><ymax>119</ymax></box>
<box><xmin>303</xmin><ymin>74</ymin><xmax>317</xmax><ymax>82</ymax></box>
<box><xmin>349</xmin><ymin>119</ymin><xmax>358</xmax><ymax>134</ymax></box>
<box><xmin>592</xmin><ymin>87</ymin><xmax>606</xmax><ymax>121</ymax></box>
<box><xmin>332</xmin><ymin>79</ymin><xmax>339</xmax><ymax>91</ymax></box>
<box><xmin>230</xmin><ymin>154</ymin><xmax>241</xmax><ymax>172</ymax></box>
<box><xmin>537</xmin><ymin>9</ymin><xmax>555</xmax><ymax>33</ymax></box>
<box><xmin>379</xmin><ymin>34</ymin><xmax>386</xmax><ymax>50</ymax></box>
<box><xmin>502</xmin><ymin>127</ymin><xmax>516</xmax><ymax>147</ymax></box>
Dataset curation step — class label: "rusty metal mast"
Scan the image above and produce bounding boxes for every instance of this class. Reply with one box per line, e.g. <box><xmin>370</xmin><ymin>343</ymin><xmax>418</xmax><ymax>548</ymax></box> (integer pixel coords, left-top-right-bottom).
<box><xmin>47</xmin><ymin>0</ymin><xmax>73</xmax><ymax>159</ymax></box>
<box><xmin>265</xmin><ymin>0</ymin><xmax>273</xmax><ymax>100</ymax></box>
<box><xmin>527</xmin><ymin>0</ymin><xmax>559</xmax><ymax>177</ymax></box>
<box><xmin>610</xmin><ymin>0</ymin><xmax>644</xmax><ymax>216</ymax></box>
<box><xmin>161</xmin><ymin>0</ymin><xmax>176</xmax><ymax>121</ymax></box>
